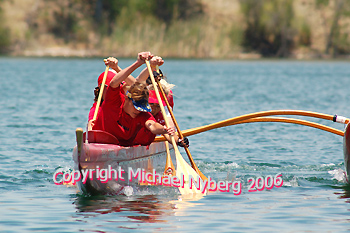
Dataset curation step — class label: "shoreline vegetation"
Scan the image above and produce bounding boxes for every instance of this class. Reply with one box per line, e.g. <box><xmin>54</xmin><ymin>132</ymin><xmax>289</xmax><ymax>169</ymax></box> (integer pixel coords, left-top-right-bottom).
<box><xmin>0</xmin><ymin>0</ymin><xmax>349</xmax><ymax>59</ymax></box>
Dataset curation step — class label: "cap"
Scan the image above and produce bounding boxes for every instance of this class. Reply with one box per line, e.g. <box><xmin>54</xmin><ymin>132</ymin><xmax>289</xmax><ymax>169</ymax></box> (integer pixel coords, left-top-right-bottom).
<box><xmin>126</xmin><ymin>92</ymin><xmax>152</xmax><ymax>112</ymax></box>
<box><xmin>98</xmin><ymin>70</ymin><xmax>117</xmax><ymax>86</ymax></box>
<box><xmin>148</xmin><ymin>90</ymin><xmax>166</xmax><ymax>106</ymax></box>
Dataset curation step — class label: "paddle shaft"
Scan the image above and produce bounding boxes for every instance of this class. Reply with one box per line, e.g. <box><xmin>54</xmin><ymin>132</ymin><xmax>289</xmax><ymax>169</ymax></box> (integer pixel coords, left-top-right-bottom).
<box><xmin>154</xmin><ymin>70</ymin><xmax>206</xmax><ymax>180</ymax></box>
<box><xmin>145</xmin><ymin>61</ymin><xmax>178</xmax><ymax>148</ymax></box>
<box><xmin>92</xmin><ymin>65</ymin><xmax>109</xmax><ymax>122</ymax></box>
<box><xmin>155</xmin><ymin>66</ymin><xmax>176</xmax><ymax>177</ymax></box>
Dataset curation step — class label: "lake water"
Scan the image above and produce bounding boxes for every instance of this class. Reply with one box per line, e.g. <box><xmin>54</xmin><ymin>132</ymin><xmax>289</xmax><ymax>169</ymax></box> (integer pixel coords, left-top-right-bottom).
<box><xmin>1</xmin><ymin>57</ymin><xmax>350</xmax><ymax>232</ymax></box>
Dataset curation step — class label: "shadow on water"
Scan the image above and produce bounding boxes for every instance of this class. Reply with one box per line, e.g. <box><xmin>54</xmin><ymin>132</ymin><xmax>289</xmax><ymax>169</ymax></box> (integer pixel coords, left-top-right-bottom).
<box><xmin>334</xmin><ymin>183</ymin><xmax>350</xmax><ymax>201</ymax></box>
<box><xmin>72</xmin><ymin>185</ymin><xmax>205</xmax><ymax>226</ymax></box>
<box><xmin>73</xmin><ymin>193</ymin><xmax>176</xmax><ymax>223</ymax></box>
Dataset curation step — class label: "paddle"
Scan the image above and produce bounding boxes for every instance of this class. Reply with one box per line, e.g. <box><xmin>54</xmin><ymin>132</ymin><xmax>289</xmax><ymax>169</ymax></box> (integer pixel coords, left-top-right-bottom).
<box><xmin>92</xmin><ymin>65</ymin><xmax>109</xmax><ymax>122</ymax></box>
<box><xmin>154</xmin><ymin>66</ymin><xmax>207</xmax><ymax>181</ymax></box>
<box><xmin>163</xmin><ymin>137</ymin><xmax>176</xmax><ymax>177</ymax></box>
<box><xmin>145</xmin><ymin>60</ymin><xmax>204</xmax><ymax>195</ymax></box>
<box><xmin>155</xmin><ymin>66</ymin><xmax>176</xmax><ymax>177</ymax></box>
<box><xmin>153</xmin><ymin>110</ymin><xmax>348</xmax><ymax>141</ymax></box>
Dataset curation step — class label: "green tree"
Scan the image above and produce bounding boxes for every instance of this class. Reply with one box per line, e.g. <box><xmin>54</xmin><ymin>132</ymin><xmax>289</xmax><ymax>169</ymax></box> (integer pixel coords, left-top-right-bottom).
<box><xmin>240</xmin><ymin>0</ymin><xmax>295</xmax><ymax>57</ymax></box>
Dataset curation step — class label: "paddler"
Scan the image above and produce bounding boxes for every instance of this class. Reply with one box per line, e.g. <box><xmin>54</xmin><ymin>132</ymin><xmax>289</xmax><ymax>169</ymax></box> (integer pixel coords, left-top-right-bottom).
<box><xmin>131</xmin><ymin>62</ymin><xmax>175</xmax><ymax>126</ymax></box>
<box><xmin>148</xmin><ymin>78</ymin><xmax>189</xmax><ymax>147</ymax></box>
<box><xmin>88</xmin><ymin>57</ymin><xmax>135</xmax><ymax>131</ymax></box>
<box><xmin>136</xmin><ymin>60</ymin><xmax>189</xmax><ymax>146</ymax></box>
<box><xmin>92</xmin><ymin>52</ymin><xmax>181</xmax><ymax>147</ymax></box>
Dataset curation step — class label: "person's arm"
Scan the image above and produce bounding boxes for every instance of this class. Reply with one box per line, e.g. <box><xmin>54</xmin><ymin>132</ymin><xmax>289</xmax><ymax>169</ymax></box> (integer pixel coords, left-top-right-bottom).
<box><xmin>136</xmin><ymin>67</ymin><xmax>150</xmax><ymax>84</ymax></box>
<box><xmin>162</xmin><ymin>106</ymin><xmax>175</xmax><ymax>129</ymax></box>
<box><xmin>104</xmin><ymin>57</ymin><xmax>137</xmax><ymax>86</ymax></box>
<box><xmin>105</xmin><ymin>52</ymin><xmax>153</xmax><ymax>88</ymax></box>
<box><xmin>145</xmin><ymin>120</ymin><xmax>172</xmax><ymax>134</ymax></box>
<box><xmin>87</xmin><ymin>120</ymin><xmax>95</xmax><ymax>131</ymax></box>
<box><xmin>145</xmin><ymin>119</ymin><xmax>180</xmax><ymax>144</ymax></box>
<box><xmin>136</xmin><ymin>56</ymin><xmax>164</xmax><ymax>84</ymax></box>
<box><xmin>105</xmin><ymin>57</ymin><xmax>122</xmax><ymax>73</ymax></box>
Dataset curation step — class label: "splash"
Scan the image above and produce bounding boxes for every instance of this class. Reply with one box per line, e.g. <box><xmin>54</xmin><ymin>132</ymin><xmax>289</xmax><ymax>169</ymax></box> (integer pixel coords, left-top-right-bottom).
<box><xmin>328</xmin><ymin>168</ymin><xmax>347</xmax><ymax>183</ymax></box>
<box><xmin>283</xmin><ymin>176</ymin><xmax>299</xmax><ymax>187</ymax></box>
<box><xmin>122</xmin><ymin>186</ymin><xmax>134</xmax><ymax>196</ymax></box>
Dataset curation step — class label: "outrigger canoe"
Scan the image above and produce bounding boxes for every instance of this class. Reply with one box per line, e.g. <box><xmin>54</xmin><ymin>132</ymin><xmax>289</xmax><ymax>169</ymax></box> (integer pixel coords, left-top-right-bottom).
<box><xmin>72</xmin><ymin>129</ymin><xmax>175</xmax><ymax>195</ymax></box>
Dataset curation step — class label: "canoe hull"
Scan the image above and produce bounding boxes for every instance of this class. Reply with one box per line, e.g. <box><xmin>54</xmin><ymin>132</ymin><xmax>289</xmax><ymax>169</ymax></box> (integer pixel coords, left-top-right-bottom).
<box><xmin>344</xmin><ymin>124</ymin><xmax>350</xmax><ymax>181</ymax></box>
<box><xmin>72</xmin><ymin>134</ymin><xmax>175</xmax><ymax>195</ymax></box>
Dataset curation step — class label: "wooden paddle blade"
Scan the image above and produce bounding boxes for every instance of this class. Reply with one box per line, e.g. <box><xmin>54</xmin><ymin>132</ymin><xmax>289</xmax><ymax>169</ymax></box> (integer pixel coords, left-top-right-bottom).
<box><xmin>163</xmin><ymin>141</ymin><xmax>176</xmax><ymax>177</ymax></box>
<box><xmin>174</xmin><ymin>147</ymin><xmax>207</xmax><ymax>195</ymax></box>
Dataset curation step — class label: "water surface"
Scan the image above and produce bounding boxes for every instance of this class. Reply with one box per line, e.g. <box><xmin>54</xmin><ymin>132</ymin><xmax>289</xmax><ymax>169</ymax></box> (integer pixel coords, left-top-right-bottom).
<box><xmin>1</xmin><ymin>58</ymin><xmax>350</xmax><ymax>232</ymax></box>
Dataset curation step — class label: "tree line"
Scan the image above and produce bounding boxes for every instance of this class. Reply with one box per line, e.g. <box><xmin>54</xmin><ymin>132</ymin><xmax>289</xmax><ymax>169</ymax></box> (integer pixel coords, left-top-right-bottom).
<box><xmin>0</xmin><ymin>0</ymin><xmax>349</xmax><ymax>57</ymax></box>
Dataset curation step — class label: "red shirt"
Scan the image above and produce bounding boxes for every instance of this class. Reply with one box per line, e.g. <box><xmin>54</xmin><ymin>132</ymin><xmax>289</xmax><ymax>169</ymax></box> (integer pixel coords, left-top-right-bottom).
<box><xmin>154</xmin><ymin>112</ymin><xmax>165</xmax><ymax>126</ymax></box>
<box><xmin>88</xmin><ymin>81</ymin><xmax>127</xmax><ymax>121</ymax></box>
<box><xmin>88</xmin><ymin>102</ymin><xmax>98</xmax><ymax>121</ymax></box>
<box><xmin>92</xmin><ymin>85</ymin><xmax>156</xmax><ymax>146</ymax></box>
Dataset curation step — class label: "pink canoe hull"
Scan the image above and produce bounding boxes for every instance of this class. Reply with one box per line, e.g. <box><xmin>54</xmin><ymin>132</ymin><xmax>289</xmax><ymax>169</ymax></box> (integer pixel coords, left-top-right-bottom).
<box><xmin>72</xmin><ymin>131</ymin><xmax>175</xmax><ymax>195</ymax></box>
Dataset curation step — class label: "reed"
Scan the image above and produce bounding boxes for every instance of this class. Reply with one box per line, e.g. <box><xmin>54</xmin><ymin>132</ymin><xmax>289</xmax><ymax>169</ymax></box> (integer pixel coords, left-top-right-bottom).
<box><xmin>106</xmin><ymin>15</ymin><xmax>244</xmax><ymax>58</ymax></box>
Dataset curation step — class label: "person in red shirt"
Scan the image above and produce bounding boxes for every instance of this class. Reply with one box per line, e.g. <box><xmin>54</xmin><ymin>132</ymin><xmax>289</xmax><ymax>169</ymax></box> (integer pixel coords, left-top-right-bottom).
<box><xmin>92</xmin><ymin>52</ymin><xmax>176</xmax><ymax>147</ymax></box>
<box><xmin>148</xmin><ymin>84</ymin><xmax>189</xmax><ymax>147</ymax></box>
<box><xmin>88</xmin><ymin>57</ymin><xmax>135</xmax><ymax>130</ymax></box>
<box><xmin>88</xmin><ymin>70</ymin><xmax>116</xmax><ymax>128</ymax></box>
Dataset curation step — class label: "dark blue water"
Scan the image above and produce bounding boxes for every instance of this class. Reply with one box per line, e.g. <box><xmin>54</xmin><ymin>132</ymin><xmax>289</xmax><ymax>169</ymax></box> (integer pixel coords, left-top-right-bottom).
<box><xmin>1</xmin><ymin>57</ymin><xmax>350</xmax><ymax>232</ymax></box>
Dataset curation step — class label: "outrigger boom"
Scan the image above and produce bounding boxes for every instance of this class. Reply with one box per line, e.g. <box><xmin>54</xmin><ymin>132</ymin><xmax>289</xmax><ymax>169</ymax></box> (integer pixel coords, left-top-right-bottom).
<box><xmin>73</xmin><ymin>110</ymin><xmax>350</xmax><ymax>195</ymax></box>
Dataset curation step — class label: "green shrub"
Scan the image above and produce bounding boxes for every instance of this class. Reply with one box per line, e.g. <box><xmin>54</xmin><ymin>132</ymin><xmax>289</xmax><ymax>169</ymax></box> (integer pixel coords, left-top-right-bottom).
<box><xmin>240</xmin><ymin>0</ymin><xmax>296</xmax><ymax>57</ymax></box>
